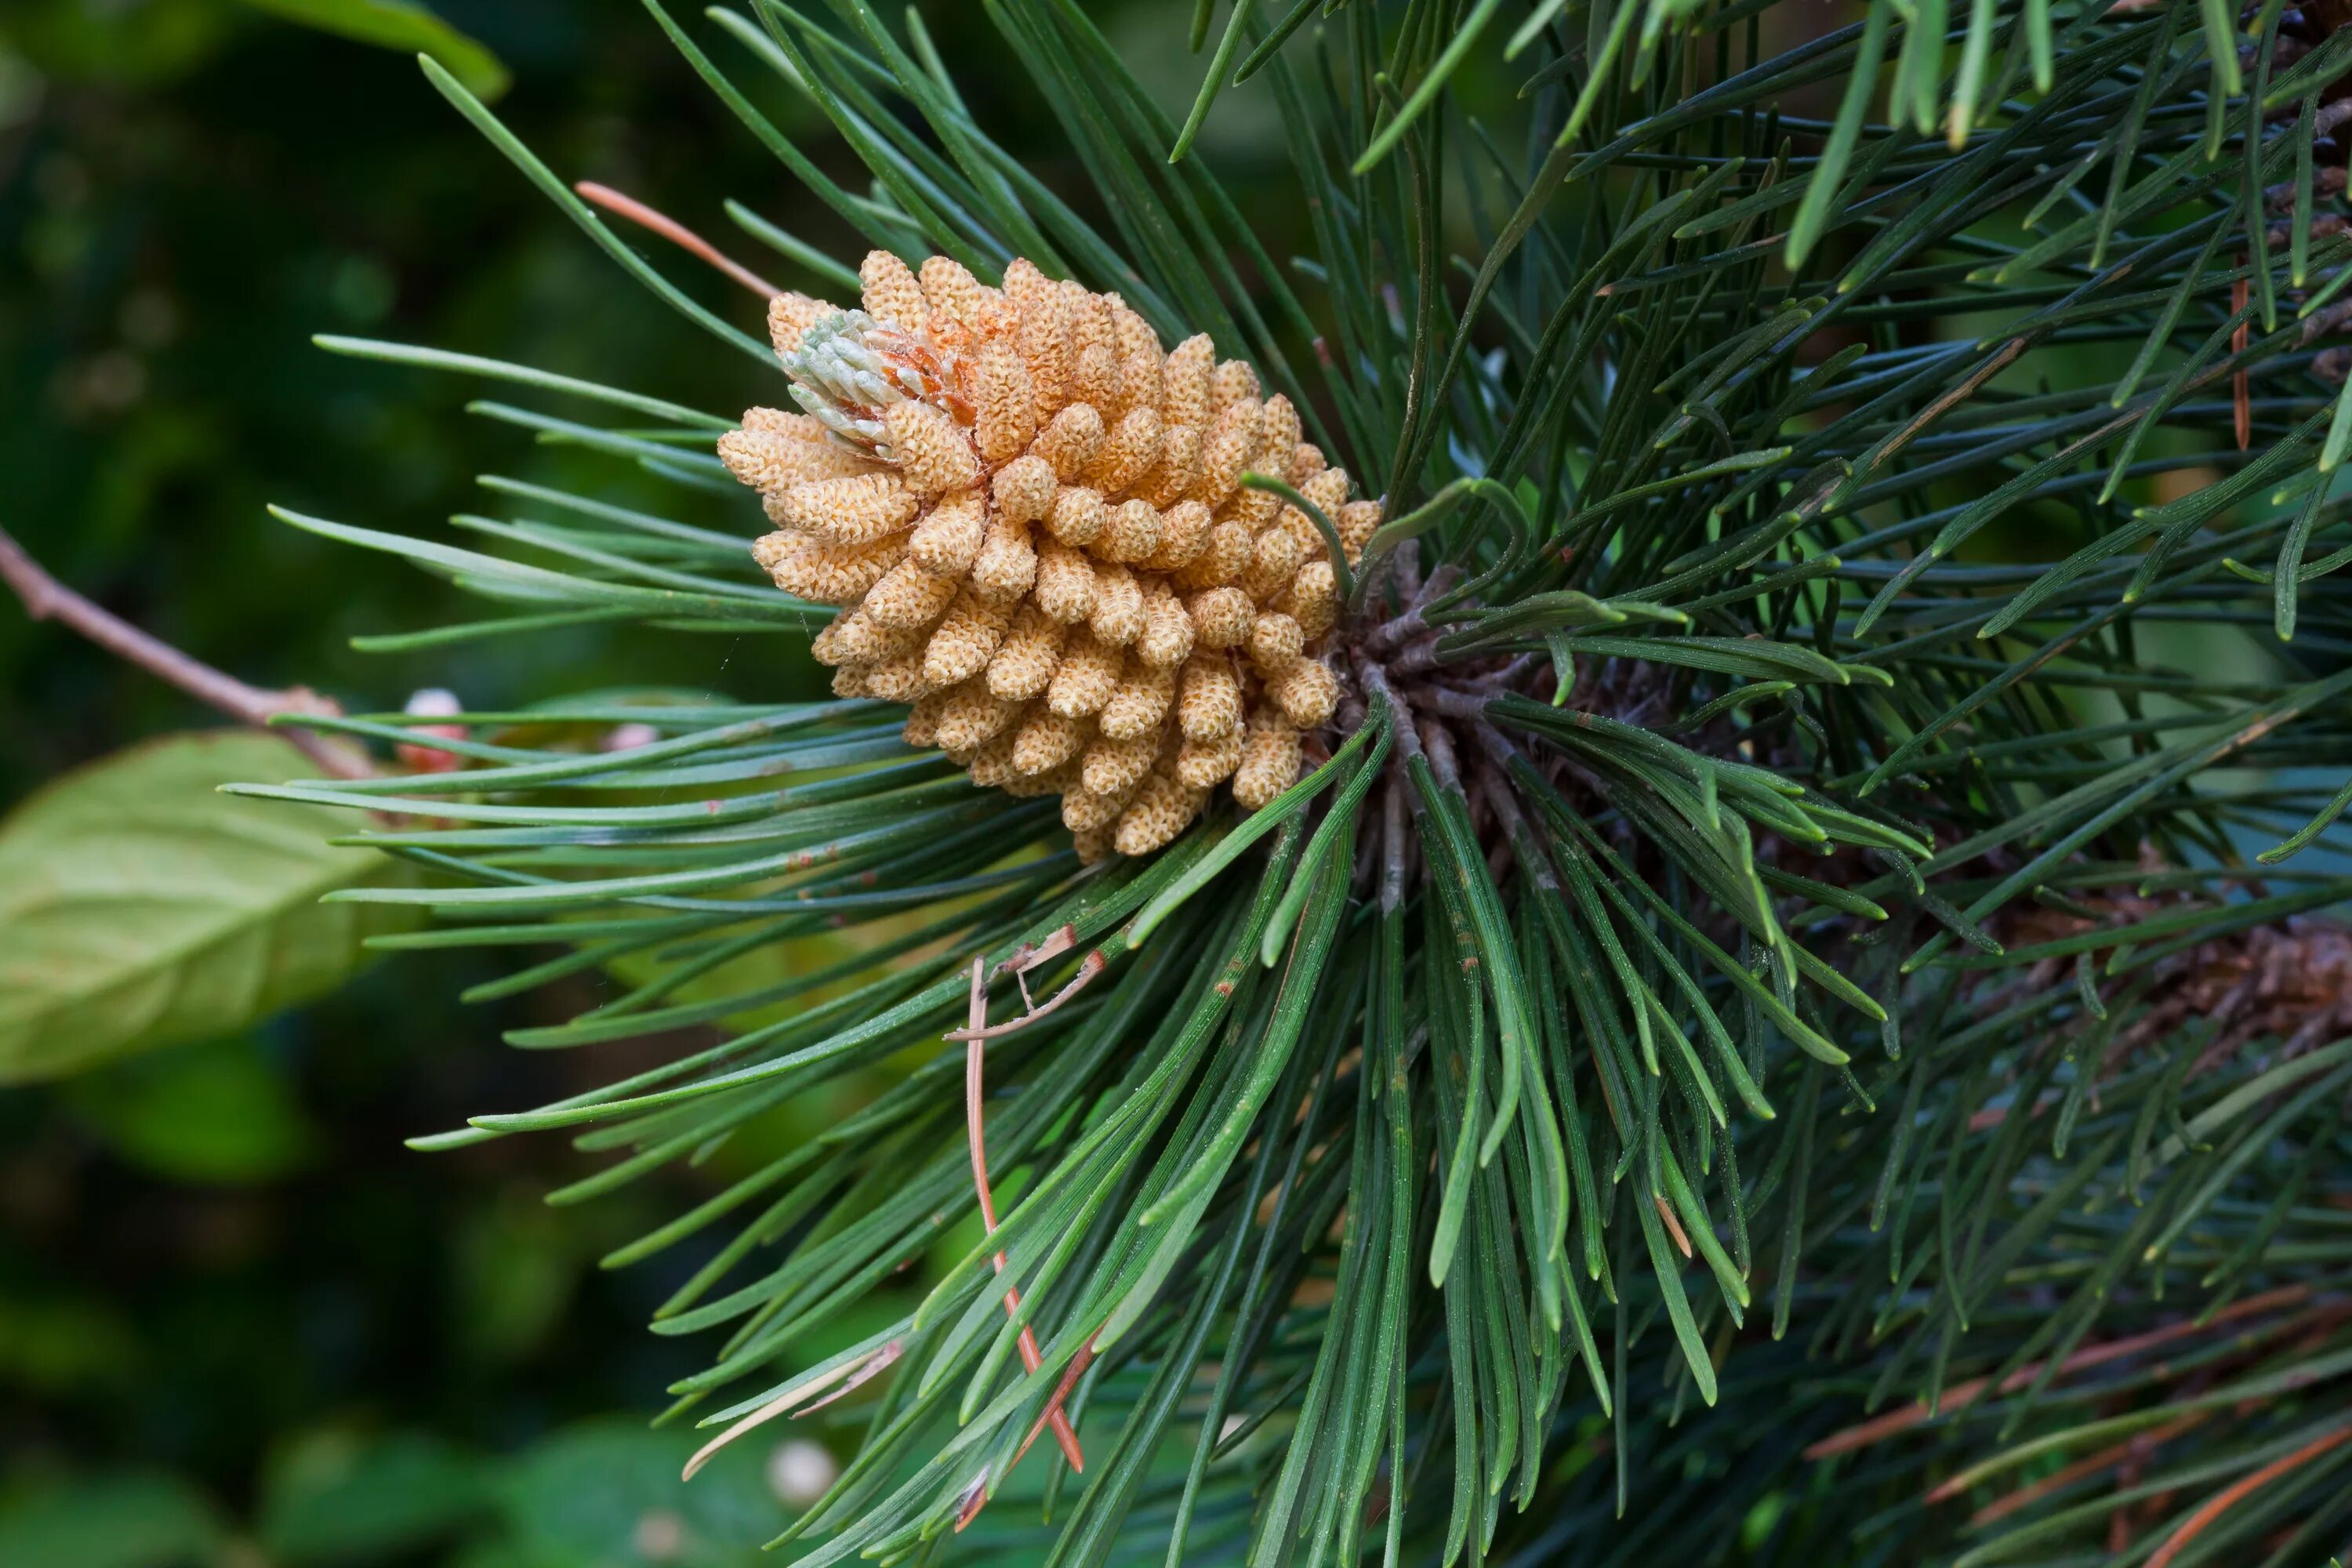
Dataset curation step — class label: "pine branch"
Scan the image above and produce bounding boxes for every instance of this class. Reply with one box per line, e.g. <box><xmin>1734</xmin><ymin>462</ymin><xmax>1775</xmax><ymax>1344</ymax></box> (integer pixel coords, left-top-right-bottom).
<box><xmin>232</xmin><ymin>0</ymin><xmax>2352</xmax><ymax>1561</ymax></box>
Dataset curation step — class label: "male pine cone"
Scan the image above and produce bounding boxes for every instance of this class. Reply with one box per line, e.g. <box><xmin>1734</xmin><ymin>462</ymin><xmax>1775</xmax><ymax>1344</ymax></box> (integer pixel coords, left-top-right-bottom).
<box><xmin>720</xmin><ymin>250</ymin><xmax>1381</xmax><ymax>861</ymax></box>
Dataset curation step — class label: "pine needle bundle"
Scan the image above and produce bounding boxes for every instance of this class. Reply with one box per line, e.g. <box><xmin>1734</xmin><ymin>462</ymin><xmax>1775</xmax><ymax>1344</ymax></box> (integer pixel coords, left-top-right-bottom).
<box><xmin>245</xmin><ymin>1</ymin><xmax>2352</xmax><ymax>1562</ymax></box>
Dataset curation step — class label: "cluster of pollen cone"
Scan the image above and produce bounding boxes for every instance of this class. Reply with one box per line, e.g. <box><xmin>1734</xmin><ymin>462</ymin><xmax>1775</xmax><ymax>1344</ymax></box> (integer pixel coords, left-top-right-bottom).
<box><xmin>719</xmin><ymin>250</ymin><xmax>1381</xmax><ymax>861</ymax></box>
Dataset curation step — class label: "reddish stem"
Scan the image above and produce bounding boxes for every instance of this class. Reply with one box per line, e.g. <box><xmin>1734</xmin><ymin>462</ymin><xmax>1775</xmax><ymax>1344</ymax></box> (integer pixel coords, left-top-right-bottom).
<box><xmin>1809</xmin><ymin>1285</ymin><xmax>2314</xmax><ymax>1461</ymax></box>
<box><xmin>2143</xmin><ymin>1424</ymin><xmax>2352</xmax><ymax>1568</ymax></box>
<box><xmin>0</xmin><ymin>524</ymin><xmax>371</xmax><ymax>779</ymax></box>
<box><xmin>1968</xmin><ymin>1412</ymin><xmax>2208</xmax><ymax>1527</ymax></box>
<box><xmin>963</xmin><ymin>959</ymin><xmax>1086</xmax><ymax>1475</ymax></box>
<box><xmin>1012</xmin><ymin>1333</ymin><xmax>1102</xmax><ymax>1467</ymax></box>
<box><xmin>573</xmin><ymin>180</ymin><xmax>782</xmax><ymax>299</ymax></box>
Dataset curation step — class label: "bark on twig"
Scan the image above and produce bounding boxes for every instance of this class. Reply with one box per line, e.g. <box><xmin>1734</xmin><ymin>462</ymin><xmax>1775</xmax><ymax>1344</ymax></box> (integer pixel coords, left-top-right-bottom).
<box><xmin>0</xmin><ymin>524</ymin><xmax>372</xmax><ymax>779</ymax></box>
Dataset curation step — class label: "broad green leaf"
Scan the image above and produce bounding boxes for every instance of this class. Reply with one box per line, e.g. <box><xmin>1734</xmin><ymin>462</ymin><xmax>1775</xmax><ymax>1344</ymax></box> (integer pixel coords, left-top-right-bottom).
<box><xmin>0</xmin><ymin>731</ymin><xmax>414</xmax><ymax>1083</ymax></box>
<box><xmin>495</xmin><ymin>1421</ymin><xmax>782</xmax><ymax>1564</ymax></box>
<box><xmin>0</xmin><ymin>1474</ymin><xmax>224</xmax><ymax>1568</ymax></box>
<box><xmin>239</xmin><ymin>0</ymin><xmax>510</xmax><ymax>100</ymax></box>
<box><xmin>258</xmin><ymin>1428</ymin><xmax>490</xmax><ymax>1564</ymax></box>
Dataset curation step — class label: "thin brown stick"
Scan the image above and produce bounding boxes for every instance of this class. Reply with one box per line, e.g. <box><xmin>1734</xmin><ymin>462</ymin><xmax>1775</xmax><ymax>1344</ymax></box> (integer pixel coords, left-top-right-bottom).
<box><xmin>1912</xmin><ymin>1301</ymin><xmax>2349</xmax><ymax>1499</ymax></box>
<box><xmin>0</xmin><ymin>524</ymin><xmax>371</xmax><ymax>779</ymax></box>
<box><xmin>964</xmin><ymin>959</ymin><xmax>1086</xmax><ymax>1474</ymax></box>
<box><xmin>996</xmin><ymin>924</ymin><xmax>1077</xmax><ymax>982</ymax></box>
<box><xmin>2142</xmin><ymin>1423</ymin><xmax>2352</xmax><ymax>1568</ymax></box>
<box><xmin>1864</xmin><ymin>336</ymin><xmax>2024</xmax><ymax>474</ymax></box>
<box><xmin>946</xmin><ymin>950</ymin><xmax>1106</xmax><ymax>1042</ymax></box>
<box><xmin>996</xmin><ymin>925</ymin><xmax>1075</xmax><ymax>1009</ymax></box>
<box><xmin>1809</xmin><ymin>1285</ymin><xmax>2315</xmax><ymax>1461</ymax></box>
<box><xmin>1967</xmin><ymin>1412</ymin><xmax>2208</xmax><ymax>1527</ymax></box>
<box><xmin>573</xmin><ymin>180</ymin><xmax>782</xmax><ymax>299</ymax></box>
<box><xmin>1011</xmin><ymin>1328</ymin><xmax>1102</xmax><ymax>1466</ymax></box>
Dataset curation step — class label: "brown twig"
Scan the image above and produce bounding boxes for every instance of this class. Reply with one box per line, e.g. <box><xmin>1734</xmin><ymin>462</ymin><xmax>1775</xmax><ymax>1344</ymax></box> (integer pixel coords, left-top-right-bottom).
<box><xmin>1361</xmin><ymin>563</ymin><xmax>1463</xmax><ymax>655</ymax></box>
<box><xmin>962</xmin><ymin>959</ymin><xmax>1087</xmax><ymax>1478</ymax></box>
<box><xmin>946</xmin><ymin>955</ymin><xmax>1105</xmax><ymax>1042</ymax></box>
<box><xmin>949</xmin><ymin>931</ymin><xmax>1105</xmax><ymax>1042</ymax></box>
<box><xmin>1967</xmin><ymin>1412</ymin><xmax>2209</xmax><ymax>1527</ymax></box>
<box><xmin>995</xmin><ymin>925</ymin><xmax>1076</xmax><ymax>1010</ymax></box>
<box><xmin>2142</xmin><ymin>1423</ymin><xmax>2352</xmax><ymax>1568</ymax></box>
<box><xmin>1011</xmin><ymin>1327</ymin><xmax>1103</xmax><ymax>1467</ymax></box>
<box><xmin>1809</xmin><ymin>1285</ymin><xmax>2314</xmax><ymax>1461</ymax></box>
<box><xmin>0</xmin><ymin>524</ymin><xmax>372</xmax><ymax>779</ymax></box>
<box><xmin>573</xmin><ymin>180</ymin><xmax>782</xmax><ymax>299</ymax></box>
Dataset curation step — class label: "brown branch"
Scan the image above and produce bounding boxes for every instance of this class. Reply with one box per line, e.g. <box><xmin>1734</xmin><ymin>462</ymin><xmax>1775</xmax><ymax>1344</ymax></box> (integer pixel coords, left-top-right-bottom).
<box><xmin>1361</xmin><ymin>562</ymin><xmax>1463</xmax><ymax>655</ymax></box>
<box><xmin>1422</xmin><ymin>687</ymin><xmax>1490</xmax><ymax>724</ymax></box>
<box><xmin>0</xmin><ymin>524</ymin><xmax>372</xmax><ymax>779</ymax></box>
<box><xmin>573</xmin><ymin>180</ymin><xmax>782</xmax><ymax>299</ymax></box>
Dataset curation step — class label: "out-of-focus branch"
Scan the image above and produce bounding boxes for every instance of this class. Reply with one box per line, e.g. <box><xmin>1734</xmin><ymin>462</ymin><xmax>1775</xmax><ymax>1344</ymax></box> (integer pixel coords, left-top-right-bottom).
<box><xmin>0</xmin><ymin>524</ymin><xmax>372</xmax><ymax>779</ymax></box>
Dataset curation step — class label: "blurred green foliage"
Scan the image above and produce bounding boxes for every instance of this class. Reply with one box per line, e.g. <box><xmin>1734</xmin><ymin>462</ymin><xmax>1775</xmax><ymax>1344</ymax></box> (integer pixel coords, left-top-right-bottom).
<box><xmin>241</xmin><ymin>2</ymin><xmax>510</xmax><ymax>101</ymax></box>
<box><xmin>0</xmin><ymin>1419</ymin><xmax>791</xmax><ymax>1566</ymax></box>
<box><xmin>0</xmin><ymin>2</ymin><xmax>1316</xmax><ymax>1559</ymax></box>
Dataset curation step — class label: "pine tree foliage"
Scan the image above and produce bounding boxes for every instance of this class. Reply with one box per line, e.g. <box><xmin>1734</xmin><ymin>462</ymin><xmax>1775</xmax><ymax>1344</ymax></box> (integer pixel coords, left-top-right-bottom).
<box><xmin>243</xmin><ymin>0</ymin><xmax>2352</xmax><ymax>1561</ymax></box>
